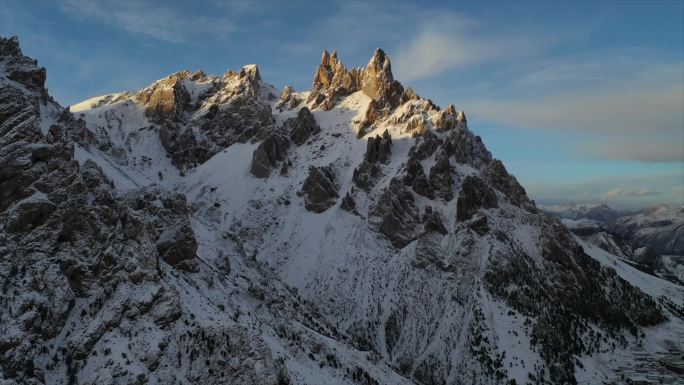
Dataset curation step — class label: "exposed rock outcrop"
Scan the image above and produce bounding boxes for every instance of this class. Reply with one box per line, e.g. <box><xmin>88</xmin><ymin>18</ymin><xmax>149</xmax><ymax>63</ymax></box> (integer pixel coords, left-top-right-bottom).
<box><xmin>307</xmin><ymin>49</ymin><xmax>404</xmax><ymax>133</ymax></box>
<box><xmin>360</xmin><ymin>49</ymin><xmax>404</xmax><ymax>110</ymax></box>
<box><xmin>483</xmin><ymin>159</ymin><xmax>532</xmax><ymax>208</ymax></box>
<box><xmin>135</xmin><ymin>66</ymin><xmax>276</xmax><ymax>169</ymax></box>
<box><xmin>456</xmin><ymin>176</ymin><xmax>498</xmax><ymax>222</ymax></box>
<box><xmin>428</xmin><ymin>151</ymin><xmax>454</xmax><ymax>201</ymax></box>
<box><xmin>285</xmin><ymin>107</ymin><xmax>320</xmax><ymax>145</ymax></box>
<box><xmin>405</xmin><ymin>114</ymin><xmax>428</xmax><ymax>137</ymax></box>
<box><xmin>340</xmin><ymin>190</ymin><xmax>357</xmax><ymax>212</ymax></box>
<box><xmin>250</xmin><ymin>133</ymin><xmax>289</xmax><ymax>178</ymax></box>
<box><xmin>300</xmin><ymin>165</ymin><xmax>339</xmax><ymax>213</ymax></box>
<box><xmin>352</xmin><ymin>130</ymin><xmax>392</xmax><ymax>191</ymax></box>
<box><xmin>122</xmin><ymin>186</ymin><xmax>199</xmax><ymax>271</ymax></box>
<box><xmin>422</xmin><ymin>206</ymin><xmax>447</xmax><ymax>235</ymax></box>
<box><xmin>0</xmin><ymin>37</ymin><xmax>201</xmax><ymax>382</ymax></box>
<box><xmin>136</xmin><ymin>72</ymin><xmax>193</xmax><ymax>123</ymax></box>
<box><xmin>308</xmin><ymin>50</ymin><xmax>360</xmax><ymax>110</ymax></box>
<box><xmin>404</xmin><ymin>157</ymin><xmax>433</xmax><ymax>198</ymax></box>
<box><xmin>277</xmin><ymin>85</ymin><xmax>302</xmax><ymax>111</ymax></box>
<box><xmin>370</xmin><ymin>178</ymin><xmax>420</xmax><ymax>248</ymax></box>
<box><xmin>365</xmin><ymin>129</ymin><xmax>392</xmax><ymax>163</ymax></box>
<box><xmin>432</xmin><ymin>105</ymin><xmax>462</xmax><ymax>131</ymax></box>
<box><xmin>441</xmin><ymin>120</ymin><xmax>492</xmax><ymax>169</ymax></box>
<box><xmin>352</xmin><ymin>161</ymin><xmax>381</xmax><ymax>192</ymax></box>
<box><xmin>468</xmin><ymin>213</ymin><xmax>490</xmax><ymax>236</ymax></box>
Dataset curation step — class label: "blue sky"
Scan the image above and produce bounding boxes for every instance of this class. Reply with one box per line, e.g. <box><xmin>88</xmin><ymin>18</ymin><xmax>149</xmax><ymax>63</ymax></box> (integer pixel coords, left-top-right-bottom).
<box><xmin>2</xmin><ymin>0</ymin><xmax>682</xmax><ymax>209</ymax></box>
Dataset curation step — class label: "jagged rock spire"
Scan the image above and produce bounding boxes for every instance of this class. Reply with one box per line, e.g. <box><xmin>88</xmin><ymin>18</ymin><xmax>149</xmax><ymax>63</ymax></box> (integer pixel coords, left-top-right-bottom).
<box><xmin>0</xmin><ymin>36</ymin><xmax>47</xmax><ymax>95</ymax></box>
<box><xmin>360</xmin><ymin>48</ymin><xmax>400</xmax><ymax>102</ymax></box>
<box><xmin>457</xmin><ymin>109</ymin><xmax>466</xmax><ymax>123</ymax></box>
<box><xmin>308</xmin><ymin>49</ymin><xmax>358</xmax><ymax>109</ymax></box>
<box><xmin>365</xmin><ymin>48</ymin><xmax>394</xmax><ymax>81</ymax></box>
<box><xmin>307</xmin><ymin>48</ymin><xmax>404</xmax><ymax>129</ymax></box>
<box><xmin>321</xmin><ymin>50</ymin><xmax>331</xmax><ymax>67</ymax></box>
<box><xmin>240</xmin><ymin>64</ymin><xmax>261</xmax><ymax>81</ymax></box>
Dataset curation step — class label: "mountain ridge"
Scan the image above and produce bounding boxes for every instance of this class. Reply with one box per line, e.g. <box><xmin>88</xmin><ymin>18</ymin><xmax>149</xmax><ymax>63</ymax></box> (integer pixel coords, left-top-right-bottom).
<box><xmin>2</xmin><ymin>35</ymin><xmax>683</xmax><ymax>385</ymax></box>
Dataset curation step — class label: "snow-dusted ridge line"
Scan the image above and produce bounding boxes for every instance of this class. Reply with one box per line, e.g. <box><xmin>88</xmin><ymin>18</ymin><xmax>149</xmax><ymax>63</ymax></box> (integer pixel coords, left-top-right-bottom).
<box><xmin>2</xmin><ymin>35</ymin><xmax>683</xmax><ymax>385</ymax></box>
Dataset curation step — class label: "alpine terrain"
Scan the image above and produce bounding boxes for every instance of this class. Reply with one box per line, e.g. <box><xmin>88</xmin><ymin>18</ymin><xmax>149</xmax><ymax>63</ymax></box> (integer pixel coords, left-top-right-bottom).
<box><xmin>545</xmin><ymin>203</ymin><xmax>684</xmax><ymax>285</ymax></box>
<box><xmin>1</xmin><ymin>36</ymin><xmax>683</xmax><ymax>385</ymax></box>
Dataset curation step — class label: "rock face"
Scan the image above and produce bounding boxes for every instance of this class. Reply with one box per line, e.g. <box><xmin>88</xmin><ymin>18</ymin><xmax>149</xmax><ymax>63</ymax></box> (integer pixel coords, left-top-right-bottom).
<box><xmin>0</xmin><ymin>37</ymin><xmax>204</xmax><ymax>383</ymax></box>
<box><xmin>92</xmin><ymin>65</ymin><xmax>278</xmax><ymax>170</ymax></box>
<box><xmin>365</xmin><ymin>129</ymin><xmax>392</xmax><ymax>163</ymax></box>
<box><xmin>340</xmin><ymin>190</ymin><xmax>357</xmax><ymax>212</ymax></box>
<box><xmin>250</xmin><ymin>133</ymin><xmax>289</xmax><ymax>178</ymax></box>
<box><xmin>369</xmin><ymin>178</ymin><xmax>420</xmax><ymax>248</ymax></box>
<box><xmin>428</xmin><ymin>151</ymin><xmax>454</xmax><ymax>201</ymax></box>
<box><xmin>277</xmin><ymin>85</ymin><xmax>302</xmax><ymax>111</ymax></box>
<box><xmin>123</xmin><ymin>187</ymin><xmax>199</xmax><ymax>271</ymax></box>
<box><xmin>483</xmin><ymin>159</ymin><xmax>532</xmax><ymax>209</ymax></box>
<box><xmin>456</xmin><ymin>176</ymin><xmax>498</xmax><ymax>222</ymax></box>
<box><xmin>300</xmin><ymin>165</ymin><xmax>339</xmax><ymax>212</ymax></box>
<box><xmin>422</xmin><ymin>206</ymin><xmax>447</xmax><ymax>235</ymax></box>
<box><xmin>136</xmin><ymin>72</ymin><xmax>192</xmax><ymax>123</ymax></box>
<box><xmin>308</xmin><ymin>50</ymin><xmax>360</xmax><ymax>111</ymax></box>
<box><xmin>352</xmin><ymin>130</ymin><xmax>393</xmax><ymax>191</ymax></box>
<box><xmin>360</xmin><ymin>49</ymin><xmax>404</xmax><ymax>110</ymax></box>
<box><xmin>285</xmin><ymin>106</ymin><xmax>320</xmax><ymax>145</ymax></box>
<box><xmin>441</xmin><ymin>121</ymin><xmax>492</xmax><ymax>168</ymax></box>
<box><xmin>404</xmin><ymin>157</ymin><xmax>433</xmax><ymax>198</ymax></box>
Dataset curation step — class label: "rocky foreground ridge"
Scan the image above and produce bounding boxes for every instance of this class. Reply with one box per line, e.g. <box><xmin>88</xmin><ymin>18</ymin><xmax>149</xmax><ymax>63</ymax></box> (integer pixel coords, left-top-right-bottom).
<box><xmin>1</xmin><ymin>36</ymin><xmax>683</xmax><ymax>385</ymax></box>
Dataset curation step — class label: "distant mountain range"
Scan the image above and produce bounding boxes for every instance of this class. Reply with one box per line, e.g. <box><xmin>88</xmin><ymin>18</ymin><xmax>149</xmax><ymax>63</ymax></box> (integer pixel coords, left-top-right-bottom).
<box><xmin>543</xmin><ymin>203</ymin><xmax>684</xmax><ymax>283</ymax></box>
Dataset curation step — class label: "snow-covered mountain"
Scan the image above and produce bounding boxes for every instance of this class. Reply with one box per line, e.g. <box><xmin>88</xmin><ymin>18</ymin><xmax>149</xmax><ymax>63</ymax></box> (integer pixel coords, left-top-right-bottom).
<box><xmin>610</xmin><ymin>205</ymin><xmax>684</xmax><ymax>256</ymax></box>
<box><xmin>2</xmin><ymin>36</ymin><xmax>683</xmax><ymax>385</ymax></box>
<box><xmin>544</xmin><ymin>203</ymin><xmax>684</xmax><ymax>286</ymax></box>
<box><xmin>543</xmin><ymin>203</ymin><xmax>684</xmax><ymax>255</ymax></box>
<box><xmin>541</xmin><ymin>203</ymin><xmax>622</xmax><ymax>223</ymax></box>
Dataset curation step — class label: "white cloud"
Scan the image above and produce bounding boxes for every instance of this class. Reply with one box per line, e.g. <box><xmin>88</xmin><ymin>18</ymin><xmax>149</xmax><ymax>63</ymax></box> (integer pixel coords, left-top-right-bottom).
<box><xmin>392</xmin><ymin>29</ymin><xmax>532</xmax><ymax>82</ymax></box>
<box><xmin>603</xmin><ymin>188</ymin><xmax>661</xmax><ymax>200</ymax></box>
<box><xmin>468</xmin><ymin>83</ymin><xmax>682</xmax><ymax>135</ymax></box>
<box><xmin>527</xmin><ymin>170</ymin><xmax>683</xmax><ymax>209</ymax></box>
<box><xmin>582</xmin><ymin>135</ymin><xmax>684</xmax><ymax>163</ymax></box>
<box><xmin>466</xmin><ymin>63</ymin><xmax>684</xmax><ymax>162</ymax></box>
<box><xmin>59</xmin><ymin>0</ymin><xmax>236</xmax><ymax>43</ymax></box>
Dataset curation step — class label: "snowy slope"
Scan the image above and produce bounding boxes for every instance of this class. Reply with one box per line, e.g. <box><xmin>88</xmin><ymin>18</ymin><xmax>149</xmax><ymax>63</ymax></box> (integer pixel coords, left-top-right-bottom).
<box><xmin>3</xmin><ymin>36</ymin><xmax>683</xmax><ymax>385</ymax></box>
<box><xmin>70</xmin><ymin>51</ymin><xmax>684</xmax><ymax>384</ymax></box>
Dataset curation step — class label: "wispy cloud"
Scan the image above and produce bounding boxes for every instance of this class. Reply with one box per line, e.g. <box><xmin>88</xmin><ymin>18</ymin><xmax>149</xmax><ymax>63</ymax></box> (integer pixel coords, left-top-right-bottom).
<box><xmin>603</xmin><ymin>188</ymin><xmax>661</xmax><ymax>200</ymax></box>
<box><xmin>59</xmin><ymin>0</ymin><xmax>236</xmax><ymax>43</ymax></box>
<box><xmin>392</xmin><ymin>24</ymin><xmax>534</xmax><ymax>82</ymax></box>
<box><xmin>528</xmin><ymin>170</ymin><xmax>683</xmax><ymax>209</ymax></box>
<box><xmin>466</xmin><ymin>60</ymin><xmax>684</xmax><ymax>163</ymax></box>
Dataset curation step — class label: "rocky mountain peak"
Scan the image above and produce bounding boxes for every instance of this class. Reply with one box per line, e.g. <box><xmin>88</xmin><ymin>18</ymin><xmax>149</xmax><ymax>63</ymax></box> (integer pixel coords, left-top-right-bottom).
<box><xmin>239</xmin><ymin>64</ymin><xmax>261</xmax><ymax>81</ymax></box>
<box><xmin>0</xmin><ymin>36</ymin><xmax>47</xmax><ymax>96</ymax></box>
<box><xmin>365</xmin><ymin>48</ymin><xmax>393</xmax><ymax>81</ymax></box>
<box><xmin>360</xmin><ymin>48</ymin><xmax>402</xmax><ymax>104</ymax></box>
<box><xmin>308</xmin><ymin>48</ymin><xmax>404</xmax><ymax>133</ymax></box>
<box><xmin>0</xmin><ymin>35</ymin><xmax>20</xmax><ymax>57</ymax></box>
<box><xmin>457</xmin><ymin>109</ymin><xmax>467</xmax><ymax>123</ymax></box>
<box><xmin>135</xmin><ymin>72</ymin><xmax>193</xmax><ymax>125</ymax></box>
<box><xmin>321</xmin><ymin>49</ymin><xmax>331</xmax><ymax>67</ymax></box>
